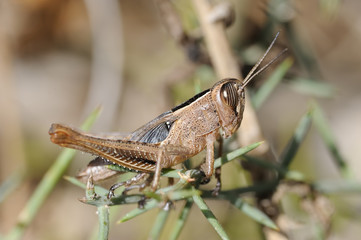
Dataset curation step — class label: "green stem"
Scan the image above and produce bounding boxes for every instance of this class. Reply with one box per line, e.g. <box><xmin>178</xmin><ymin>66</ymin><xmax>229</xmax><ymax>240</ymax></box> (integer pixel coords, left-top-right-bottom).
<box><xmin>193</xmin><ymin>191</ymin><xmax>230</xmax><ymax>240</ymax></box>
<box><xmin>312</xmin><ymin>102</ymin><xmax>352</xmax><ymax>178</ymax></box>
<box><xmin>280</xmin><ymin>109</ymin><xmax>312</xmax><ymax>169</ymax></box>
<box><xmin>169</xmin><ymin>199</ymin><xmax>193</xmax><ymax>240</ymax></box>
<box><xmin>97</xmin><ymin>206</ymin><xmax>110</xmax><ymax>240</ymax></box>
<box><xmin>149</xmin><ymin>203</ymin><xmax>171</xmax><ymax>240</ymax></box>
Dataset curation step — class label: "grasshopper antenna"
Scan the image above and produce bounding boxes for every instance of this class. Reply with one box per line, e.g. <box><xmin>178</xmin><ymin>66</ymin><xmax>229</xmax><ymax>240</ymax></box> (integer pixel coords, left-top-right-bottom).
<box><xmin>241</xmin><ymin>32</ymin><xmax>288</xmax><ymax>89</ymax></box>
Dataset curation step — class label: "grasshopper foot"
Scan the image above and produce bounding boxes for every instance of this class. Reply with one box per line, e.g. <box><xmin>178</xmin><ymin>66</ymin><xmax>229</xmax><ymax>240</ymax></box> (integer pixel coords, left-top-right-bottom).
<box><xmin>108</xmin><ymin>182</ymin><xmax>125</xmax><ymax>199</ymax></box>
<box><xmin>212</xmin><ymin>166</ymin><xmax>222</xmax><ymax>196</ymax></box>
<box><xmin>212</xmin><ymin>181</ymin><xmax>221</xmax><ymax>196</ymax></box>
<box><xmin>199</xmin><ymin>170</ymin><xmax>211</xmax><ymax>184</ymax></box>
<box><xmin>107</xmin><ymin>191</ymin><xmax>114</xmax><ymax>199</ymax></box>
<box><xmin>138</xmin><ymin>195</ymin><xmax>147</xmax><ymax>209</ymax></box>
<box><xmin>122</xmin><ymin>178</ymin><xmax>151</xmax><ymax>195</ymax></box>
<box><xmin>107</xmin><ymin>172</ymin><xmax>149</xmax><ymax>199</ymax></box>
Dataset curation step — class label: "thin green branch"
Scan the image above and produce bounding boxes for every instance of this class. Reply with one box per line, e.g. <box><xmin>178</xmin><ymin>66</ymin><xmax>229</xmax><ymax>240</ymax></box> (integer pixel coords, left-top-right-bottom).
<box><xmin>193</xmin><ymin>191</ymin><xmax>230</xmax><ymax>240</ymax></box>
<box><xmin>149</xmin><ymin>203</ymin><xmax>172</xmax><ymax>240</ymax></box>
<box><xmin>203</xmin><ymin>180</ymin><xmax>279</xmax><ymax>198</ymax></box>
<box><xmin>313</xmin><ymin>179</ymin><xmax>361</xmax><ymax>194</ymax></box>
<box><xmin>280</xmin><ymin>109</ymin><xmax>313</xmax><ymax>169</ymax></box>
<box><xmin>118</xmin><ymin>185</ymin><xmax>200</xmax><ymax>222</ymax></box>
<box><xmin>162</xmin><ymin>141</ymin><xmax>263</xmax><ymax>179</ymax></box>
<box><xmin>312</xmin><ymin>101</ymin><xmax>351</xmax><ymax>178</ymax></box>
<box><xmin>97</xmin><ymin>206</ymin><xmax>110</xmax><ymax>240</ymax></box>
<box><xmin>214</xmin><ymin>142</ymin><xmax>263</xmax><ymax>169</ymax></box>
<box><xmin>230</xmin><ymin>197</ymin><xmax>278</xmax><ymax>230</ymax></box>
<box><xmin>169</xmin><ymin>199</ymin><xmax>193</xmax><ymax>240</ymax></box>
<box><xmin>287</xmin><ymin>77</ymin><xmax>335</xmax><ymax>98</ymax></box>
<box><xmin>119</xmin><ymin>199</ymin><xmax>158</xmax><ymax>223</ymax></box>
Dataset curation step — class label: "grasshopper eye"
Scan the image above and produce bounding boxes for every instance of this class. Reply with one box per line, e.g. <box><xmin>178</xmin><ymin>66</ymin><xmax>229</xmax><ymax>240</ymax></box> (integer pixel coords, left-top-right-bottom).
<box><xmin>220</xmin><ymin>82</ymin><xmax>239</xmax><ymax>113</ymax></box>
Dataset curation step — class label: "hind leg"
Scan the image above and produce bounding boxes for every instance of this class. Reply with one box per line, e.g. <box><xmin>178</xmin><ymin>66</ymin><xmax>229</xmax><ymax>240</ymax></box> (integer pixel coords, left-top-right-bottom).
<box><xmin>107</xmin><ymin>172</ymin><xmax>148</xmax><ymax>198</ymax></box>
<box><xmin>122</xmin><ymin>174</ymin><xmax>153</xmax><ymax>195</ymax></box>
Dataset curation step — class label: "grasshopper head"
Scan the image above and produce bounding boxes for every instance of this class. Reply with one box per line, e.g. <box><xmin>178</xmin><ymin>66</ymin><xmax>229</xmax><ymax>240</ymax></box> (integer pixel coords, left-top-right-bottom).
<box><xmin>210</xmin><ymin>33</ymin><xmax>286</xmax><ymax>138</ymax></box>
<box><xmin>211</xmin><ymin>78</ymin><xmax>245</xmax><ymax>138</ymax></box>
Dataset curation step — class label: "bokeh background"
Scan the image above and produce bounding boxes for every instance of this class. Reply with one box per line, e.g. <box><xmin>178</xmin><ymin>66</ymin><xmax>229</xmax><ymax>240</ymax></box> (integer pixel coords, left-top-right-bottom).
<box><xmin>1</xmin><ymin>0</ymin><xmax>361</xmax><ymax>239</ymax></box>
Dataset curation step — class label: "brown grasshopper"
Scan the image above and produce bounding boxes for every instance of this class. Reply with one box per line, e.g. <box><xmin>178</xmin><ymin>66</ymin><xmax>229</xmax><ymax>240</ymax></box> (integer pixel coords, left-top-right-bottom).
<box><xmin>49</xmin><ymin>33</ymin><xmax>285</xmax><ymax>197</ymax></box>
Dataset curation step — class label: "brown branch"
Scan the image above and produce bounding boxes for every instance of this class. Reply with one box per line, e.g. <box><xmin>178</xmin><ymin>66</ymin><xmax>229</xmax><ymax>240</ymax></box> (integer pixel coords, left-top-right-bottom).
<box><xmin>191</xmin><ymin>0</ymin><xmax>269</xmax><ymax>157</ymax></box>
<box><xmin>191</xmin><ymin>0</ymin><xmax>283</xmax><ymax>238</ymax></box>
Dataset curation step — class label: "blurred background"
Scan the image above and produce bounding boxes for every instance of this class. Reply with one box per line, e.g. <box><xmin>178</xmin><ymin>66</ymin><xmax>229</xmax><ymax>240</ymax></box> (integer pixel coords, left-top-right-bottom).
<box><xmin>0</xmin><ymin>0</ymin><xmax>360</xmax><ymax>239</ymax></box>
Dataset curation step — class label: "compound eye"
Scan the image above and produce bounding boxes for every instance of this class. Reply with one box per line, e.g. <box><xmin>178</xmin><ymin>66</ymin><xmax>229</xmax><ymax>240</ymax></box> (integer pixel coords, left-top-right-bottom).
<box><xmin>220</xmin><ymin>82</ymin><xmax>239</xmax><ymax>112</ymax></box>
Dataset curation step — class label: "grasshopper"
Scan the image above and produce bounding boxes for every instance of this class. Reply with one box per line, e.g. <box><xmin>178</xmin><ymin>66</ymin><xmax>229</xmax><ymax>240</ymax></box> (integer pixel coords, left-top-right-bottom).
<box><xmin>49</xmin><ymin>33</ymin><xmax>285</xmax><ymax>197</ymax></box>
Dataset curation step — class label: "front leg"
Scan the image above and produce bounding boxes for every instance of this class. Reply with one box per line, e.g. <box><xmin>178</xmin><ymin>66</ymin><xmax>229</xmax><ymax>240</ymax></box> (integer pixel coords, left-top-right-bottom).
<box><xmin>213</xmin><ymin>137</ymin><xmax>223</xmax><ymax>196</ymax></box>
<box><xmin>200</xmin><ymin>133</ymin><xmax>217</xmax><ymax>180</ymax></box>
